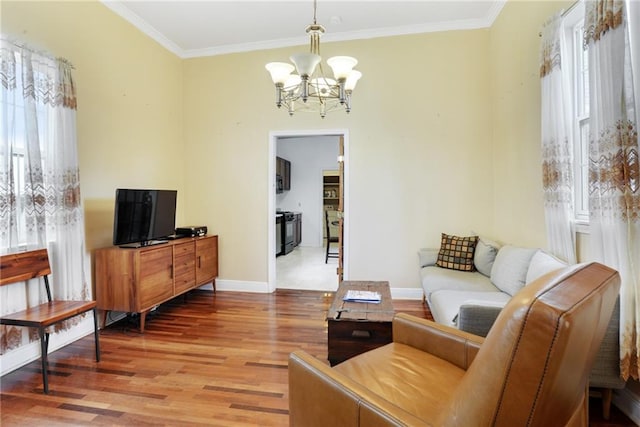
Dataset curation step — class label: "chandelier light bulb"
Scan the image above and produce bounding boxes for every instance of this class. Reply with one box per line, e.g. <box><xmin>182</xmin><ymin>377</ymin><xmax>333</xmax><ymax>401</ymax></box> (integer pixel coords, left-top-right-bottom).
<box><xmin>289</xmin><ymin>53</ymin><xmax>321</xmax><ymax>77</ymax></box>
<box><xmin>345</xmin><ymin>70</ymin><xmax>362</xmax><ymax>91</ymax></box>
<box><xmin>265</xmin><ymin>62</ymin><xmax>294</xmax><ymax>85</ymax></box>
<box><xmin>327</xmin><ymin>56</ymin><xmax>358</xmax><ymax>80</ymax></box>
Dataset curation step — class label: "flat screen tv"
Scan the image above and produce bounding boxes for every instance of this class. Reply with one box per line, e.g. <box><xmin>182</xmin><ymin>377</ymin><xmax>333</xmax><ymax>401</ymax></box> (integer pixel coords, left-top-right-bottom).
<box><xmin>112</xmin><ymin>189</ymin><xmax>177</xmax><ymax>248</ymax></box>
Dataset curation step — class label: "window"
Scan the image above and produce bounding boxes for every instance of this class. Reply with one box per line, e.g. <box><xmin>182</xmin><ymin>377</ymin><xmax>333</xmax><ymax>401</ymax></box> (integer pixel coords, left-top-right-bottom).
<box><xmin>564</xmin><ymin>3</ymin><xmax>590</xmax><ymax>225</ymax></box>
<box><xmin>1</xmin><ymin>49</ymin><xmax>51</xmax><ymax>249</ymax></box>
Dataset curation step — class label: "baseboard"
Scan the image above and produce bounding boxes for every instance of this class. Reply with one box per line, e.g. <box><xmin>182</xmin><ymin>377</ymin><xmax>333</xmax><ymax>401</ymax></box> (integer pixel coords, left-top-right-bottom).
<box><xmin>201</xmin><ymin>279</ymin><xmax>270</xmax><ymax>293</ymax></box>
<box><xmin>613</xmin><ymin>386</ymin><xmax>640</xmax><ymax>425</ymax></box>
<box><xmin>390</xmin><ymin>287</ymin><xmax>424</xmax><ymax>300</ymax></box>
<box><xmin>0</xmin><ymin>316</ymin><xmax>95</xmax><ymax>377</ymax></box>
<box><xmin>200</xmin><ymin>281</ymin><xmax>424</xmax><ymax>298</ymax></box>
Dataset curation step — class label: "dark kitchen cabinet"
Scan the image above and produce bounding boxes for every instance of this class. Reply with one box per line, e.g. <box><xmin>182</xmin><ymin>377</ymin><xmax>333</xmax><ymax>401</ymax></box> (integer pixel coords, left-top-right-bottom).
<box><xmin>283</xmin><ymin>159</ymin><xmax>291</xmax><ymax>190</ymax></box>
<box><xmin>276</xmin><ymin>156</ymin><xmax>291</xmax><ymax>191</ymax></box>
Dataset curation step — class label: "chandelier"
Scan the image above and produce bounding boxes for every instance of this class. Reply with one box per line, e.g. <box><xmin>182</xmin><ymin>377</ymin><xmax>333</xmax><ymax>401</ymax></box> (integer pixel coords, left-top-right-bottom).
<box><xmin>265</xmin><ymin>0</ymin><xmax>362</xmax><ymax>118</ymax></box>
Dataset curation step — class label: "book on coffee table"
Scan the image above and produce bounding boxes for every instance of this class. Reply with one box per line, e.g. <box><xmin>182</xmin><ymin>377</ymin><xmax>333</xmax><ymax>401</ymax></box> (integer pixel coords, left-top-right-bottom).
<box><xmin>343</xmin><ymin>290</ymin><xmax>381</xmax><ymax>303</ymax></box>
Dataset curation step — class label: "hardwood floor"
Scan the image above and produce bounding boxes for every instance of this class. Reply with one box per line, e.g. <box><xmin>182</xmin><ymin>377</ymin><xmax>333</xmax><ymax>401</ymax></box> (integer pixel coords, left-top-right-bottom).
<box><xmin>0</xmin><ymin>290</ymin><xmax>635</xmax><ymax>426</ymax></box>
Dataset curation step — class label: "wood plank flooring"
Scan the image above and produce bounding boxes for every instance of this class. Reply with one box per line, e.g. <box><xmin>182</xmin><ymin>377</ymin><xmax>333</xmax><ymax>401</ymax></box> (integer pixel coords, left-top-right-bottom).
<box><xmin>0</xmin><ymin>289</ymin><xmax>635</xmax><ymax>426</ymax></box>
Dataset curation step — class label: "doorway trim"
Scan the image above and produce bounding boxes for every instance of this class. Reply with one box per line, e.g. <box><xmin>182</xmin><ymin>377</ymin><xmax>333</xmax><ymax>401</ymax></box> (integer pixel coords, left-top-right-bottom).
<box><xmin>268</xmin><ymin>129</ymin><xmax>350</xmax><ymax>293</ymax></box>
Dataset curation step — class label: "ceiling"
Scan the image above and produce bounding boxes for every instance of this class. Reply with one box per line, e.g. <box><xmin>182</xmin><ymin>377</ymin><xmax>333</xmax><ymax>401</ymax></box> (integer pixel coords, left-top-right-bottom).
<box><xmin>102</xmin><ymin>1</ymin><xmax>506</xmax><ymax>58</ymax></box>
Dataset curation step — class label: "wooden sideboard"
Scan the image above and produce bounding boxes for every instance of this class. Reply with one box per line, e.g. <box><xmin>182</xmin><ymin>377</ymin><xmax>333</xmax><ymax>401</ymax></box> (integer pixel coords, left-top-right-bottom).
<box><xmin>95</xmin><ymin>235</ymin><xmax>218</xmax><ymax>332</ymax></box>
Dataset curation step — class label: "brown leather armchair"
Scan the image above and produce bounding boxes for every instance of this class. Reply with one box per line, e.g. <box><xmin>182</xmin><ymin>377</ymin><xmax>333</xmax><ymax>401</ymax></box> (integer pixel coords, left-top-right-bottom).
<box><xmin>289</xmin><ymin>262</ymin><xmax>620</xmax><ymax>426</ymax></box>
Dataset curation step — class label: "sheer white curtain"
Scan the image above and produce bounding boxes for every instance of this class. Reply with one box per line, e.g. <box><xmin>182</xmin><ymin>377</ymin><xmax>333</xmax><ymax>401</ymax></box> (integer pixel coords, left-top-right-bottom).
<box><xmin>585</xmin><ymin>0</ymin><xmax>639</xmax><ymax>381</ymax></box>
<box><xmin>0</xmin><ymin>39</ymin><xmax>90</xmax><ymax>354</ymax></box>
<box><xmin>540</xmin><ymin>13</ymin><xmax>577</xmax><ymax>264</ymax></box>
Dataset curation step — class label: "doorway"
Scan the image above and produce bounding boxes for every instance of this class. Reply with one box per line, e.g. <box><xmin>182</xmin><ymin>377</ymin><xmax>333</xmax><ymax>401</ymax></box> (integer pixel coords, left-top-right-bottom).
<box><xmin>268</xmin><ymin>130</ymin><xmax>349</xmax><ymax>293</ymax></box>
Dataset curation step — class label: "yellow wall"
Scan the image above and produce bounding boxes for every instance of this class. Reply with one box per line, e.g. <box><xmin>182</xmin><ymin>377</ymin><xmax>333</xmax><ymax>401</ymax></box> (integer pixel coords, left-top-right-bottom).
<box><xmin>183</xmin><ymin>30</ymin><xmax>494</xmax><ymax>285</ymax></box>
<box><xmin>489</xmin><ymin>0</ymin><xmax>573</xmax><ymax>248</ymax></box>
<box><xmin>1</xmin><ymin>0</ymin><xmax>185</xmax><ymax>253</ymax></box>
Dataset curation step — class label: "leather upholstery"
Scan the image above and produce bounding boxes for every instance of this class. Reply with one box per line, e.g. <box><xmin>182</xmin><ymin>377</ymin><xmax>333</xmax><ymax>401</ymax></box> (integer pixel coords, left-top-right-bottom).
<box><xmin>289</xmin><ymin>262</ymin><xmax>620</xmax><ymax>426</ymax></box>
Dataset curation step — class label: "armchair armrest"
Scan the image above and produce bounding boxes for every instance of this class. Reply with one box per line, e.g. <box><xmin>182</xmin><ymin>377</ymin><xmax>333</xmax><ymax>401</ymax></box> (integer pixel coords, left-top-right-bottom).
<box><xmin>457</xmin><ymin>304</ymin><xmax>503</xmax><ymax>337</ymax></box>
<box><xmin>392</xmin><ymin>313</ymin><xmax>483</xmax><ymax>370</ymax></box>
<box><xmin>289</xmin><ymin>350</ymin><xmax>427</xmax><ymax>427</ymax></box>
<box><xmin>418</xmin><ymin>248</ymin><xmax>439</xmax><ymax>268</ymax></box>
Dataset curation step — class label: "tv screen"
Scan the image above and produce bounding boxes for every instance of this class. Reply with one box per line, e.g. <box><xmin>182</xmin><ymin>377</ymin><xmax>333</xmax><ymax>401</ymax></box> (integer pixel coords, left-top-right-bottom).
<box><xmin>112</xmin><ymin>189</ymin><xmax>177</xmax><ymax>247</ymax></box>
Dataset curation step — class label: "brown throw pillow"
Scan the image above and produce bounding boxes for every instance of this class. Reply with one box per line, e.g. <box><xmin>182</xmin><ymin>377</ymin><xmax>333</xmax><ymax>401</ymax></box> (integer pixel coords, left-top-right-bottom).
<box><xmin>436</xmin><ymin>233</ymin><xmax>478</xmax><ymax>271</ymax></box>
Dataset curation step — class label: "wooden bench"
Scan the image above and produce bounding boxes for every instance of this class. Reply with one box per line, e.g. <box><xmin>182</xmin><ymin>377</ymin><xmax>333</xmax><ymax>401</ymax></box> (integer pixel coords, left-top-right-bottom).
<box><xmin>0</xmin><ymin>248</ymin><xmax>100</xmax><ymax>394</ymax></box>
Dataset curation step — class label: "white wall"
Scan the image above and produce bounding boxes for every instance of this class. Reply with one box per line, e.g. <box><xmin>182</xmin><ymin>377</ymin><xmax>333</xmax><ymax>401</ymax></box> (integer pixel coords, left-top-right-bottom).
<box><xmin>276</xmin><ymin>135</ymin><xmax>340</xmax><ymax>247</ymax></box>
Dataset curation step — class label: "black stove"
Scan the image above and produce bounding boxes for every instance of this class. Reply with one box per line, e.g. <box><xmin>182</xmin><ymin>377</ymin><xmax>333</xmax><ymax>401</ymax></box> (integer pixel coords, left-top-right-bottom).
<box><xmin>280</xmin><ymin>211</ymin><xmax>294</xmax><ymax>220</ymax></box>
<box><xmin>279</xmin><ymin>211</ymin><xmax>295</xmax><ymax>255</ymax></box>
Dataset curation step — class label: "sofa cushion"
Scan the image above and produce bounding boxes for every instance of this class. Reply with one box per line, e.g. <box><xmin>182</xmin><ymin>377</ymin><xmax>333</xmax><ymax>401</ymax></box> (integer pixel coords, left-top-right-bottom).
<box><xmin>474</xmin><ymin>238</ymin><xmax>500</xmax><ymax>277</ymax></box>
<box><xmin>429</xmin><ymin>290</ymin><xmax>511</xmax><ymax>326</ymax></box>
<box><xmin>525</xmin><ymin>250</ymin><xmax>567</xmax><ymax>284</ymax></box>
<box><xmin>421</xmin><ymin>266</ymin><xmax>498</xmax><ymax>300</ymax></box>
<box><xmin>418</xmin><ymin>248</ymin><xmax>439</xmax><ymax>268</ymax></box>
<box><xmin>490</xmin><ymin>245</ymin><xmax>537</xmax><ymax>296</ymax></box>
<box><xmin>436</xmin><ymin>233</ymin><xmax>479</xmax><ymax>272</ymax></box>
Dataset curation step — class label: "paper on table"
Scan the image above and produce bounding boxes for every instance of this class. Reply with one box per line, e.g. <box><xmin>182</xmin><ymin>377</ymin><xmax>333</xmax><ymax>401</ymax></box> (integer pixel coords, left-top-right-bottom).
<box><xmin>343</xmin><ymin>290</ymin><xmax>381</xmax><ymax>303</ymax></box>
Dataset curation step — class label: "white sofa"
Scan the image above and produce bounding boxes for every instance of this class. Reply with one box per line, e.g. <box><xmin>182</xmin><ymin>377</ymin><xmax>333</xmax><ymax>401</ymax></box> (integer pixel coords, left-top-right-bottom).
<box><xmin>419</xmin><ymin>239</ymin><xmax>566</xmax><ymax>332</ymax></box>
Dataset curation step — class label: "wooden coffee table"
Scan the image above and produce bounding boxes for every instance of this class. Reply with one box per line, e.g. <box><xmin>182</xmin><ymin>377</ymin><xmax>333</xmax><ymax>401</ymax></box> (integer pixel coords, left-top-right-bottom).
<box><xmin>327</xmin><ymin>281</ymin><xmax>395</xmax><ymax>366</ymax></box>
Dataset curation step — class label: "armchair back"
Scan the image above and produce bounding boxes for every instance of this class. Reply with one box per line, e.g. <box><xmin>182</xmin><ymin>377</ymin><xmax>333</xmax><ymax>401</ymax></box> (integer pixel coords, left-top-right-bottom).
<box><xmin>438</xmin><ymin>262</ymin><xmax>620</xmax><ymax>426</ymax></box>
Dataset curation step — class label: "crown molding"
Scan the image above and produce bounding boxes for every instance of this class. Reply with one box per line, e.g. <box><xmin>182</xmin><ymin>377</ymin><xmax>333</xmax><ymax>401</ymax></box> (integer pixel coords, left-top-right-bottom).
<box><xmin>102</xmin><ymin>0</ymin><xmax>507</xmax><ymax>59</ymax></box>
<box><xmin>485</xmin><ymin>0</ymin><xmax>508</xmax><ymax>25</ymax></box>
<box><xmin>181</xmin><ymin>36</ymin><xmax>310</xmax><ymax>59</ymax></box>
<box><xmin>182</xmin><ymin>13</ymin><xmax>505</xmax><ymax>59</ymax></box>
<box><xmin>101</xmin><ymin>1</ymin><xmax>185</xmax><ymax>57</ymax></box>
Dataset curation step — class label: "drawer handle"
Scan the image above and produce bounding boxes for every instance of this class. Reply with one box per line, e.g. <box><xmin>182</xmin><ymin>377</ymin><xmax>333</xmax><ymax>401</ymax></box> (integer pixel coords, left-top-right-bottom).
<box><xmin>351</xmin><ymin>330</ymin><xmax>370</xmax><ymax>338</ymax></box>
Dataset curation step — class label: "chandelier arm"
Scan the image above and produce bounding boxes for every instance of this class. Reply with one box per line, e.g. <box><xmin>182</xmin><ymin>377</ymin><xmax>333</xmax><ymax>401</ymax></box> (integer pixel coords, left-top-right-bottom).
<box><xmin>316</xmin><ymin>62</ymin><xmax>327</xmax><ymax>78</ymax></box>
<box><xmin>309</xmin><ymin>28</ymin><xmax>321</xmax><ymax>56</ymax></box>
<box><xmin>274</xmin><ymin>84</ymin><xmax>283</xmax><ymax>108</ymax></box>
<box><xmin>338</xmin><ymin>82</ymin><xmax>346</xmax><ymax>104</ymax></box>
<box><xmin>301</xmin><ymin>76</ymin><xmax>309</xmax><ymax>102</ymax></box>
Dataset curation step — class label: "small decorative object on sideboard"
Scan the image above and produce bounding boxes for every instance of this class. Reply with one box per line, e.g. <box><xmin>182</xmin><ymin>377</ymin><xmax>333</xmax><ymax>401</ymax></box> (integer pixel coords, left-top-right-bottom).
<box><xmin>176</xmin><ymin>226</ymin><xmax>207</xmax><ymax>237</ymax></box>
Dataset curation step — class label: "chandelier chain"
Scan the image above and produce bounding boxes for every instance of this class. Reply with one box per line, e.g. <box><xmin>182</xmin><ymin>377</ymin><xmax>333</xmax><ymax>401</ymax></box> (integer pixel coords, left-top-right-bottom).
<box><xmin>313</xmin><ymin>0</ymin><xmax>317</xmax><ymax>24</ymax></box>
